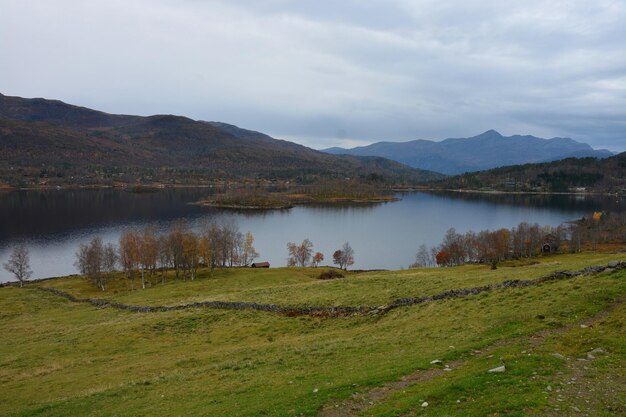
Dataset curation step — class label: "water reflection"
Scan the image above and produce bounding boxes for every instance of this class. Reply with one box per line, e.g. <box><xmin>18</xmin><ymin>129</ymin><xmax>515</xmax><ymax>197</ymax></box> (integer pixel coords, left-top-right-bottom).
<box><xmin>1</xmin><ymin>189</ymin><xmax>623</xmax><ymax>281</ymax></box>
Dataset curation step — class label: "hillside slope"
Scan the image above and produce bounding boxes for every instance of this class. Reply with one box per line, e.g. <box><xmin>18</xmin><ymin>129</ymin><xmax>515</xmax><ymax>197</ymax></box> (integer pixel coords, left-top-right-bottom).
<box><xmin>428</xmin><ymin>152</ymin><xmax>626</xmax><ymax>193</ymax></box>
<box><xmin>1</xmin><ymin>252</ymin><xmax>624</xmax><ymax>416</ymax></box>
<box><xmin>323</xmin><ymin>129</ymin><xmax>613</xmax><ymax>175</ymax></box>
<box><xmin>0</xmin><ymin>93</ymin><xmax>443</xmax><ymax>187</ymax></box>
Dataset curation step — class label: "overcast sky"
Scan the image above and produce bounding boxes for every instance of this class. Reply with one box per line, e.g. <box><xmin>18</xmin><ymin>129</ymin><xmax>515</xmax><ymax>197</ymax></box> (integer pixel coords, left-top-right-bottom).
<box><xmin>1</xmin><ymin>0</ymin><xmax>624</xmax><ymax>151</ymax></box>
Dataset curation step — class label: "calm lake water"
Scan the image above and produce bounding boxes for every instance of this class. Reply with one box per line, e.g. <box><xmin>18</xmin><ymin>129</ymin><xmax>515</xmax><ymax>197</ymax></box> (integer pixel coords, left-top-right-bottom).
<box><xmin>1</xmin><ymin>188</ymin><xmax>624</xmax><ymax>281</ymax></box>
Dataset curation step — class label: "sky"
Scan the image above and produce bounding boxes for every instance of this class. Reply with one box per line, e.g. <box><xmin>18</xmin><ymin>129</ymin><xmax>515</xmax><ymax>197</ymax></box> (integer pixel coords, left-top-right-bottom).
<box><xmin>1</xmin><ymin>0</ymin><xmax>625</xmax><ymax>151</ymax></box>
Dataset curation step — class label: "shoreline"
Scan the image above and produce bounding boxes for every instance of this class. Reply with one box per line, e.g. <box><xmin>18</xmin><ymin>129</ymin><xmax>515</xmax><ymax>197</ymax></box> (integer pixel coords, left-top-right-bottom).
<box><xmin>196</xmin><ymin>195</ymin><xmax>399</xmax><ymax>210</ymax></box>
<box><xmin>393</xmin><ymin>187</ymin><xmax>625</xmax><ymax>197</ymax></box>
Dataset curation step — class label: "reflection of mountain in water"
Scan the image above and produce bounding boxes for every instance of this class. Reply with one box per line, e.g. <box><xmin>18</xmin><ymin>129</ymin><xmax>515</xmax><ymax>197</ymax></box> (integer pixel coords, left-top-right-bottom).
<box><xmin>0</xmin><ymin>189</ymin><xmax>384</xmax><ymax>242</ymax></box>
<box><xmin>426</xmin><ymin>191</ymin><xmax>625</xmax><ymax>215</ymax></box>
<box><xmin>0</xmin><ymin>188</ymin><xmax>219</xmax><ymax>241</ymax></box>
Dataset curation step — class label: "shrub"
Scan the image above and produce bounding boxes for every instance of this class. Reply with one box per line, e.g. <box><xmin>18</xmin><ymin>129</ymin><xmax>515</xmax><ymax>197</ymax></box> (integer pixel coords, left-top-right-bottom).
<box><xmin>317</xmin><ymin>270</ymin><xmax>344</xmax><ymax>280</ymax></box>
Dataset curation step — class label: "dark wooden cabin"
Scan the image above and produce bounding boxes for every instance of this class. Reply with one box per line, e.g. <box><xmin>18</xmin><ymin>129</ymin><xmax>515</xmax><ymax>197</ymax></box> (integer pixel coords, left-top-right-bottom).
<box><xmin>542</xmin><ymin>234</ymin><xmax>560</xmax><ymax>253</ymax></box>
<box><xmin>251</xmin><ymin>262</ymin><xmax>270</xmax><ymax>268</ymax></box>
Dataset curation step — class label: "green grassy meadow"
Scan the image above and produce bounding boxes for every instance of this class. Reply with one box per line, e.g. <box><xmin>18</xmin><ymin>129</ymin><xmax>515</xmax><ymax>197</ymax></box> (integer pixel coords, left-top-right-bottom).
<box><xmin>1</xmin><ymin>251</ymin><xmax>625</xmax><ymax>416</ymax></box>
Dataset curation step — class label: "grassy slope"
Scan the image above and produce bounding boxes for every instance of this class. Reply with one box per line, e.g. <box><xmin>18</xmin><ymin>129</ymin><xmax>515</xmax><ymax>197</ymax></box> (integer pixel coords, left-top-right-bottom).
<box><xmin>0</xmin><ymin>251</ymin><xmax>625</xmax><ymax>417</ymax></box>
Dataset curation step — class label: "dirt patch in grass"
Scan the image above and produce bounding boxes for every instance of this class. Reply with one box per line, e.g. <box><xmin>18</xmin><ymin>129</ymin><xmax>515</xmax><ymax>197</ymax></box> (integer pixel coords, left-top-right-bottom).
<box><xmin>317</xmin><ymin>296</ymin><xmax>626</xmax><ymax>417</ymax></box>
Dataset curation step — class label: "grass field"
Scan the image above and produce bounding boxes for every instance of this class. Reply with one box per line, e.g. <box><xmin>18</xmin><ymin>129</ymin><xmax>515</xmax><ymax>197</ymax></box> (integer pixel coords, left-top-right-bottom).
<box><xmin>1</xmin><ymin>251</ymin><xmax>625</xmax><ymax>416</ymax></box>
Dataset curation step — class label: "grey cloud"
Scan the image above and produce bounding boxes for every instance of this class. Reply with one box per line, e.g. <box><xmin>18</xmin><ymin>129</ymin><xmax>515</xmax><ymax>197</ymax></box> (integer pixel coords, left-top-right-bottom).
<box><xmin>0</xmin><ymin>0</ymin><xmax>624</xmax><ymax>151</ymax></box>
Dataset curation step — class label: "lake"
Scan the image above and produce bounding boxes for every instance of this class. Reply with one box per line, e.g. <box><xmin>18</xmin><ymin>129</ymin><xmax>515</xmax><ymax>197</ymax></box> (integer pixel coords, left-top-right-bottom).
<box><xmin>1</xmin><ymin>188</ymin><xmax>624</xmax><ymax>282</ymax></box>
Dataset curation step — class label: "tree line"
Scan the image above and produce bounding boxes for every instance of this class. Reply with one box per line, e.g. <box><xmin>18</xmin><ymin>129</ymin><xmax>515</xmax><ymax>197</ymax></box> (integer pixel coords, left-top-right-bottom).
<box><xmin>412</xmin><ymin>212</ymin><xmax>626</xmax><ymax>268</ymax></box>
<box><xmin>7</xmin><ymin>211</ymin><xmax>622</xmax><ymax>288</ymax></box>
<box><xmin>75</xmin><ymin>220</ymin><xmax>258</xmax><ymax>291</ymax></box>
<box><xmin>286</xmin><ymin>239</ymin><xmax>354</xmax><ymax>270</ymax></box>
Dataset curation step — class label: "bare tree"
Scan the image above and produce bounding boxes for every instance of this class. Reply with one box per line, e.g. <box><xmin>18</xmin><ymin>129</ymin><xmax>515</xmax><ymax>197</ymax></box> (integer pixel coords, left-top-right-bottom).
<box><xmin>441</xmin><ymin>228</ymin><xmax>466</xmax><ymax>266</ymax></box>
<box><xmin>182</xmin><ymin>231</ymin><xmax>199</xmax><ymax>280</ymax></box>
<box><xmin>411</xmin><ymin>244</ymin><xmax>433</xmax><ymax>268</ymax></box>
<box><xmin>219</xmin><ymin>220</ymin><xmax>239</xmax><ymax>267</ymax></box>
<box><xmin>103</xmin><ymin>243</ymin><xmax>118</xmax><ymax>283</ymax></box>
<box><xmin>139</xmin><ymin>226</ymin><xmax>159</xmax><ymax>288</ymax></box>
<box><xmin>119</xmin><ymin>229</ymin><xmax>140</xmax><ymax>289</ymax></box>
<box><xmin>332</xmin><ymin>242</ymin><xmax>355</xmax><ymax>270</ymax></box>
<box><xmin>75</xmin><ymin>237</ymin><xmax>108</xmax><ymax>291</ymax></box>
<box><xmin>157</xmin><ymin>234</ymin><xmax>172</xmax><ymax>283</ymax></box>
<box><xmin>167</xmin><ymin>221</ymin><xmax>187</xmax><ymax>279</ymax></box>
<box><xmin>3</xmin><ymin>245</ymin><xmax>32</xmax><ymax>287</ymax></box>
<box><xmin>231</xmin><ymin>231</ymin><xmax>244</xmax><ymax>266</ymax></box>
<box><xmin>287</xmin><ymin>239</ymin><xmax>314</xmax><ymax>267</ymax></box>
<box><xmin>198</xmin><ymin>222</ymin><xmax>217</xmax><ymax>272</ymax></box>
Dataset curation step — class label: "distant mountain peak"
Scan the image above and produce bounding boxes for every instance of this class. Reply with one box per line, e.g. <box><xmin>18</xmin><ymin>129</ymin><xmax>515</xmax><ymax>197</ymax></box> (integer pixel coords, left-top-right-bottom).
<box><xmin>476</xmin><ymin>129</ymin><xmax>503</xmax><ymax>138</ymax></box>
<box><xmin>322</xmin><ymin>130</ymin><xmax>612</xmax><ymax>175</ymax></box>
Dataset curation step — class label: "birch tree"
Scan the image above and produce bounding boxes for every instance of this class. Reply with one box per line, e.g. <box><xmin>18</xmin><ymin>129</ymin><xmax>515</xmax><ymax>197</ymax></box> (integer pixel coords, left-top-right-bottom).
<box><xmin>3</xmin><ymin>245</ymin><xmax>32</xmax><ymax>287</ymax></box>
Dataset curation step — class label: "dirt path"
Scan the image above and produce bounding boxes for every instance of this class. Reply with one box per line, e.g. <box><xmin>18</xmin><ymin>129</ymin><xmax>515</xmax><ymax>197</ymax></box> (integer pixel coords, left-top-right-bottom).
<box><xmin>317</xmin><ymin>296</ymin><xmax>626</xmax><ymax>417</ymax></box>
<box><xmin>541</xmin><ymin>297</ymin><xmax>626</xmax><ymax>417</ymax></box>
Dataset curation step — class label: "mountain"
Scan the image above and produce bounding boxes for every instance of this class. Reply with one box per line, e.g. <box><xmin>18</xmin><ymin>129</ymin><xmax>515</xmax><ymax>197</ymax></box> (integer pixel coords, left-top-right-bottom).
<box><xmin>427</xmin><ymin>152</ymin><xmax>626</xmax><ymax>193</ymax></box>
<box><xmin>322</xmin><ymin>129</ymin><xmax>613</xmax><ymax>175</ymax></box>
<box><xmin>0</xmin><ymin>93</ymin><xmax>443</xmax><ymax>187</ymax></box>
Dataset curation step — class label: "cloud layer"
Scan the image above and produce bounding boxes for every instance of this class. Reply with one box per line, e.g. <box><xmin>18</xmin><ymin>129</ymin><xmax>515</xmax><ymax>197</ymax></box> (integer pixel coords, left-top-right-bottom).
<box><xmin>1</xmin><ymin>0</ymin><xmax>624</xmax><ymax>150</ymax></box>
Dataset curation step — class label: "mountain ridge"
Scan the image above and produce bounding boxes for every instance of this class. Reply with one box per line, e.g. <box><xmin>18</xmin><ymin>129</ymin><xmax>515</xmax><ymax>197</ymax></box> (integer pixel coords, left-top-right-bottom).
<box><xmin>322</xmin><ymin>129</ymin><xmax>613</xmax><ymax>175</ymax></box>
<box><xmin>427</xmin><ymin>152</ymin><xmax>626</xmax><ymax>194</ymax></box>
<box><xmin>0</xmin><ymin>93</ymin><xmax>443</xmax><ymax>187</ymax></box>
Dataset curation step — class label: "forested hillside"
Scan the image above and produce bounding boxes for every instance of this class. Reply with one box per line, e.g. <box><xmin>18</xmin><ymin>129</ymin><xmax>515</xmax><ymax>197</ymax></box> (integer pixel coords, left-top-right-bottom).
<box><xmin>0</xmin><ymin>93</ymin><xmax>442</xmax><ymax>187</ymax></box>
<box><xmin>428</xmin><ymin>153</ymin><xmax>626</xmax><ymax>193</ymax></box>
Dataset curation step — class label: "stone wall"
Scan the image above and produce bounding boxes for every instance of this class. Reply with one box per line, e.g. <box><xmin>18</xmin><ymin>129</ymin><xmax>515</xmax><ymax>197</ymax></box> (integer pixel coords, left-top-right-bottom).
<box><xmin>33</xmin><ymin>261</ymin><xmax>625</xmax><ymax>318</ymax></box>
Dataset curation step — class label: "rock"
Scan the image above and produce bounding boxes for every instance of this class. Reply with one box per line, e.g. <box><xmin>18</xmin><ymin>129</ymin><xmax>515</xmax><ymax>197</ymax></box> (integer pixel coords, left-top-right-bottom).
<box><xmin>587</xmin><ymin>353</ymin><xmax>596</xmax><ymax>360</ymax></box>
<box><xmin>552</xmin><ymin>353</ymin><xmax>567</xmax><ymax>360</ymax></box>
<box><xmin>313</xmin><ymin>388</ymin><xmax>319</xmax><ymax>393</ymax></box>
<box><xmin>590</xmin><ymin>347</ymin><xmax>606</xmax><ymax>354</ymax></box>
<box><xmin>580</xmin><ymin>324</ymin><xmax>588</xmax><ymax>328</ymax></box>
<box><xmin>607</xmin><ymin>260</ymin><xmax>621</xmax><ymax>268</ymax></box>
<box><xmin>488</xmin><ymin>365</ymin><xmax>506</xmax><ymax>373</ymax></box>
<box><xmin>430</xmin><ymin>359</ymin><xmax>443</xmax><ymax>365</ymax></box>
<box><xmin>547</xmin><ymin>385</ymin><xmax>552</xmax><ymax>391</ymax></box>
<box><xmin>421</xmin><ymin>401</ymin><xmax>429</xmax><ymax>407</ymax></box>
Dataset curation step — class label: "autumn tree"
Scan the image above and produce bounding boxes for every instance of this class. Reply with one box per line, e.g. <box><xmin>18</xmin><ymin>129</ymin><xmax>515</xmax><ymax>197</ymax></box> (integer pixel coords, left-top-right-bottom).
<box><xmin>240</xmin><ymin>231</ymin><xmax>259</xmax><ymax>267</ymax></box>
<box><xmin>332</xmin><ymin>242</ymin><xmax>354</xmax><ymax>270</ymax></box>
<box><xmin>287</xmin><ymin>239</ymin><xmax>314</xmax><ymax>267</ymax></box>
<box><xmin>119</xmin><ymin>229</ymin><xmax>140</xmax><ymax>289</ymax></box>
<box><xmin>440</xmin><ymin>228</ymin><xmax>466</xmax><ymax>266</ymax></box>
<box><xmin>182</xmin><ymin>231</ymin><xmax>200</xmax><ymax>280</ymax></box>
<box><xmin>312</xmin><ymin>252</ymin><xmax>324</xmax><ymax>267</ymax></box>
<box><xmin>197</xmin><ymin>228</ymin><xmax>212</xmax><ymax>271</ymax></box>
<box><xmin>435</xmin><ymin>250</ymin><xmax>450</xmax><ymax>266</ymax></box>
<box><xmin>3</xmin><ymin>245</ymin><xmax>32</xmax><ymax>287</ymax></box>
